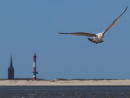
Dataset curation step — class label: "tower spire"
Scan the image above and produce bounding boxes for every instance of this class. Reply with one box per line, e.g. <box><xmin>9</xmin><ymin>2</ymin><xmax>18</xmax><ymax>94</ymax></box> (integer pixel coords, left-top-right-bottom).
<box><xmin>8</xmin><ymin>55</ymin><xmax>14</xmax><ymax>79</ymax></box>
<box><xmin>10</xmin><ymin>55</ymin><xmax>13</xmax><ymax>68</ymax></box>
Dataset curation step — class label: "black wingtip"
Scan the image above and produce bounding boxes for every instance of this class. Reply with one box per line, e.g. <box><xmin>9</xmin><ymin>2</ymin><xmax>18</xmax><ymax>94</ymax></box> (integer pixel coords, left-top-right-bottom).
<box><xmin>59</xmin><ymin>32</ymin><xmax>65</xmax><ymax>34</ymax></box>
<box><xmin>126</xmin><ymin>6</ymin><xmax>128</xmax><ymax>10</ymax></box>
<box><xmin>59</xmin><ymin>32</ymin><xmax>64</xmax><ymax>34</ymax></box>
<box><xmin>124</xmin><ymin>6</ymin><xmax>128</xmax><ymax>11</ymax></box>
<box><xmin>59</xmin><ymin>32</ymin><xmax>69</xmax><ymax>34</ymax></box>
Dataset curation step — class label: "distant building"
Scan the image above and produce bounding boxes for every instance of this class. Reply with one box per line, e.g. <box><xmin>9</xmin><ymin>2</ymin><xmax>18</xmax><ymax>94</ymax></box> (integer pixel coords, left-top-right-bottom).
<box><xmin>8</xmin><ymin>56</ymin><xmax>14</xmax><ymax>79</ymax></box>
<box><xmin>32</xmin><ymin>53</ymin><xmax>38</xmax><ymax>80</ymax></box>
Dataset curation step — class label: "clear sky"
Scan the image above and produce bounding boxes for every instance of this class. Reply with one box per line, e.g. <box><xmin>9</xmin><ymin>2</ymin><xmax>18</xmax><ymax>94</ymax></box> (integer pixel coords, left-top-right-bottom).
<box><xmin>0</xmin><ymin>0</ymin><xmax>130</xmax><ymax>80</ymax></box>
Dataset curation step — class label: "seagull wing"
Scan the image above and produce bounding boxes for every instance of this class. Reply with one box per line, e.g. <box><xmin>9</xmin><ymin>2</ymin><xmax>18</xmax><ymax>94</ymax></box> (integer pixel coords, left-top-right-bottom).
<box><xmin>103</xmin><ymin>6</ymin><xmax>128</xmax><ymax>35</ymax></box>
<box><xmin>59</xmin><ymin>32</ymin><xmax>96</xmax><ymax>37</ymax></box>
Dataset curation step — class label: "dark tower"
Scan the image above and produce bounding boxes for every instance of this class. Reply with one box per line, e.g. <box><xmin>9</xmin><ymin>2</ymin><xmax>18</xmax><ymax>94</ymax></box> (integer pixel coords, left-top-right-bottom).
<box><xmin>8</xmin><ymin>56</ymin><xmax>14</xmax><ymax>79</ymax></box>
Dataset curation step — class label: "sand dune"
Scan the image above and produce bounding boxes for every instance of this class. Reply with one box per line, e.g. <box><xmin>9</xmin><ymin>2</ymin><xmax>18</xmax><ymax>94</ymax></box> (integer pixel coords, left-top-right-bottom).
<box><xmin>0</xmin><ymin>79</ymin><xmax>130</xmax><ymax>86</ymax></box>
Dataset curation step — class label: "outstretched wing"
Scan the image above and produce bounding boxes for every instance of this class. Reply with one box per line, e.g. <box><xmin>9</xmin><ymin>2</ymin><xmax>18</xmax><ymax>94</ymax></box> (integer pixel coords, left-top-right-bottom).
<box><xmin>59</xmin><ymin>32</ymin><xmax>96</xmax><ymax>37</ymax></box>
<box><xmin>103</xmin><ymin>6</ymin><xmax>128</xmax><ymax>35</ymax></box>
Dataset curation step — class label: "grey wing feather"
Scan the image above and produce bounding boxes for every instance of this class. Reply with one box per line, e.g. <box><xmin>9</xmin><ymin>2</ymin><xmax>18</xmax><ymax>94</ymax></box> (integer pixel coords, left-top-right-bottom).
<box><xmin>103</xmin><ymin>6</ymin><xmax>128</xmax><ymax>35</ymax></box>
<box><xmin>59</xmin><ymin>32</ymin><xmax>96</xmax><ymax>37</ymax></box>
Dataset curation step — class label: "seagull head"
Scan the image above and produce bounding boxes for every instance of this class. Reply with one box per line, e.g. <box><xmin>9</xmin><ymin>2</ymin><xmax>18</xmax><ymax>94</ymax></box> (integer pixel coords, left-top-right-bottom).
<box><xmin>96</xmin><ymin>33</ymin><xmax>103</xmax><ymax>37</ymax></box>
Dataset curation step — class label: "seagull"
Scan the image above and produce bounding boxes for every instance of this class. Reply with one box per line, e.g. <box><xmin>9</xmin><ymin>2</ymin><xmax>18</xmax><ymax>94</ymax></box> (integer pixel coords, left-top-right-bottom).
<box><xmin>59</xmin><ymin>7</ymin><xmax>128</xmax><ymax>44</ymax></box>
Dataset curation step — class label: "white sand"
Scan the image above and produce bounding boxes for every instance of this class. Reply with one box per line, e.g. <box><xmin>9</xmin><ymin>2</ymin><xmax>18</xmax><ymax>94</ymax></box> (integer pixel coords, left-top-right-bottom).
<box><xmin>0</xmin><ymin>80</ymin><xmax>130</xmax><ymax>86</ymax></box>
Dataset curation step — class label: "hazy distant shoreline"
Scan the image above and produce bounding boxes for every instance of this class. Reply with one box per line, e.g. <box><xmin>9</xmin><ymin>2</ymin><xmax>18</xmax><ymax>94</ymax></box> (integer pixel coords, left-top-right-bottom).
<box><xmin>0</xmin><ymin>79</ymin><xmax>130</xmax><ymax>86</ymax></box>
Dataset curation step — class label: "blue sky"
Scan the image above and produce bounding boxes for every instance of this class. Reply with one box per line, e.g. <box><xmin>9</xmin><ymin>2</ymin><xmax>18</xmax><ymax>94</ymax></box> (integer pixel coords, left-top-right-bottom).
<box><xmin>0</xmin><ymin>0</ymin><xmax>130</xmax><ymax>80</ymax></box>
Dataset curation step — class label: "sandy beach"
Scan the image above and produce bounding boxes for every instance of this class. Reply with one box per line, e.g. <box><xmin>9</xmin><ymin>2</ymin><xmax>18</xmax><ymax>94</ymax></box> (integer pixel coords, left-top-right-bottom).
<box><xmin>0</xmin><ymin>79</ymin><xmax>130</xmax><ymax>86</ymax></box>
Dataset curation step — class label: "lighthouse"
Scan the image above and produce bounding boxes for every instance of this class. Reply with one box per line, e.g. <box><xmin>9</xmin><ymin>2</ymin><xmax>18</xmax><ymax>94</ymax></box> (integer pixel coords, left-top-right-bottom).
<box><xmin>32</xmin><ymin>53</ymin><xmax>38</xmax><ymax>80</ymax></box>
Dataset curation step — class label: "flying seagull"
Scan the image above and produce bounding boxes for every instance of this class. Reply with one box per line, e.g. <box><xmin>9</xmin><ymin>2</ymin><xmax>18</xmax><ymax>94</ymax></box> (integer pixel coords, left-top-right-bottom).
<box><xmin>59</xmin><ymin>7</ymin><xmax>128</xmax><ymax>44</ymax></box>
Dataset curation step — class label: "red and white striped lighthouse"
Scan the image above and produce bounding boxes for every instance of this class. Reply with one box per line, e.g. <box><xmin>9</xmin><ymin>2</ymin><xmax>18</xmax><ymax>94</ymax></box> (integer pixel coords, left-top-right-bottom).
<box><xmin>32</xmin><ymin>53</ymin><xmax>38</xmax><ymax>80</ymax></box>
